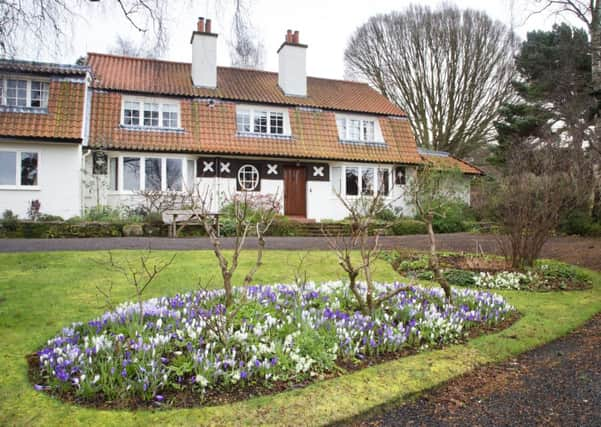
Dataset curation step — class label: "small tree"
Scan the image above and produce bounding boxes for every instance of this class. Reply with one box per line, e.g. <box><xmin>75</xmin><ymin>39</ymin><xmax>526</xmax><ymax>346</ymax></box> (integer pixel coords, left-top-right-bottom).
<box><xmin>405</xmin><ymin>164</ymin><xmax>464</xmax><ymax>301</ymax></box>
<box><xmin>186</xmin><ymin>189</ymin><xmax>280</xmax><ymax>308</ymax></box>
<box><xmin>97</xmin><ymin>249</ymin><xmax>176</xmax><ymax>326</ymax></box>
<box><xmin>323</xmin><ymin>192</ymin><xmax>408</xmax><ymax>315</ymax></box>
<box><xmin>489</xmin><ymin>145</ymin><xmax>584</xmax><ymax>268</ymax></box>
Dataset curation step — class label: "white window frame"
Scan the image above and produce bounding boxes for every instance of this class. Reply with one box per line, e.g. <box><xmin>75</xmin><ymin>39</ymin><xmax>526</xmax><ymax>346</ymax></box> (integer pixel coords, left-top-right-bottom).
<box><xmin>335</xmin><ymin>114</ymin><xmax>384</xmax><ymax>144</ymax></box>
<box><xmin>120</xmin><ymin>96</ymin><xmax>181</xmax><ymax>130</ymax></box>
<box><xmin>0</xmin><ymin>149</ymin><xmax>41</xmax><ymax>190</ymax></box>
<box><xmin>0</xmin><ymin>76</ymin><xmax>49</xmax><ymax>109</ymax></box>
<box><xmin>237</xmin><ymin>164</ymin><xmax>260</xmax><ymax>191</ymax></box>
<box><xmin>331</xmin><ymin>164</ymin><xmax>392</xmax><ymax>198</ymax></box>
<box><xmin>235</xmin><ymin>105</ymin><xmax>291</xmax><ymax>137</ymax></box>
<box><xmin>107</xmin><ymin>154</ymin><xmax>192</xmax><ymax>194</ymax></box>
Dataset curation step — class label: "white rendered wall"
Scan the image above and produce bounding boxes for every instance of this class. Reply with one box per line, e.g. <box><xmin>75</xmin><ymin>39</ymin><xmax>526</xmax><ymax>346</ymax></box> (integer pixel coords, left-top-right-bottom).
<box><xmin>191</xmin><ymin>33</ymin><xmax>217</xmax><ymax>88</ymax></box>
<box><xmin>278</xmin><ymin>44</ymin><xmax>307</xmax><ymax>97</ymax></box>
<box><xmin>0</xmin><ymin>141</ymin><xmax>81</xmax><ymax>219</ymax></box>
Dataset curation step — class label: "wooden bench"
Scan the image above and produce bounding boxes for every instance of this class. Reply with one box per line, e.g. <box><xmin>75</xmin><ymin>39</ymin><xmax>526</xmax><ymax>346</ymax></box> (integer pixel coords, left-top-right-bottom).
<box><xmin>162</xmin><ymin>210</ymin><xmax>221</xmax><ymax>238</ymax></box>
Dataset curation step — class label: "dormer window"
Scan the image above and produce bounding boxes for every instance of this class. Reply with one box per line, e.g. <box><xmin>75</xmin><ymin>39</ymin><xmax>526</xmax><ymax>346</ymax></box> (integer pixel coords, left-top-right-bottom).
<box><xmin>336</xmin><ymin>114</ymin><xmax>384</xmax><ymax>145</ymax></box>
<box><xmin>0</xmin><ymin>78</ymin><xmax>49</xmax><ymax>109</ymax></box>
<box><xmin>236</xmin><ymin>105</ymin><xmax>290</xmax><ymax>137</ymax></box>
<box><xmin>121</xmin><ymin>96</ymin><xmax>181</xmax><ymax>130</ymax></box>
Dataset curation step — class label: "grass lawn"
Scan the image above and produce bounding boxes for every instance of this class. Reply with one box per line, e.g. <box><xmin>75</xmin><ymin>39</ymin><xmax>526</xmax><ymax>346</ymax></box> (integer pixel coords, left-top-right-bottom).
<box><xmin>1</xmin><ymin>250</ymin><xmax>600</xmax><ymax>426</ymax></box>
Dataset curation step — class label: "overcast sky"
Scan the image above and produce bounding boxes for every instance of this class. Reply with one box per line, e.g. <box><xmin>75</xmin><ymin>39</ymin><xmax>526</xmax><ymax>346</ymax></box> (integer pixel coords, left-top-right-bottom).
<box><xmin>52</xmin><ymin>0</ymin><xmax>581</xmax><ymax>80</ymax></box>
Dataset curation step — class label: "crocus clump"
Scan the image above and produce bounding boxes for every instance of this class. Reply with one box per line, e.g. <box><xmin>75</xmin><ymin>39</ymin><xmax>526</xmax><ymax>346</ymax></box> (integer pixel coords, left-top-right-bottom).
<box><xmin>34</xmin><ymin>282</ymin><xmax>513</xmax><ymax>404</ymax></box>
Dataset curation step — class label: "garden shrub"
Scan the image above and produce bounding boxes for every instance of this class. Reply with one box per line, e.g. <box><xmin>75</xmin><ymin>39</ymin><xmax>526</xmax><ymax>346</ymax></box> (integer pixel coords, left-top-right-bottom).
<box><xmin>1</xmin><ymin>210</ymin><xmax>19</xmax><ymax>231</ymax></box>
<box><xmin>443</xmin><ymin>269</ymin><xmax>476</xmax><ymax>286</ymax></box>
<box><xmin>559</xmin><ymin>209</ymin><xmax>593</xmax><ymax>235</ymax></box>
<box><xmin>375</xmin><ymin>207</ymin><xmax>397</xmax><ymax>222</ymax></box>
<box><xmin>391</xmin><ymin>219</ymin><xmax>427</xmax><ymax>235</ymax></box>
<box><xmin>269</xmin><ymin>216</ymin><xmax>301</xmax><ymax>236</ymax></box>
<box><xmin>431</xmin><ymin>201</ymin><xmax>473</xmax><ymax>233</ymax></box>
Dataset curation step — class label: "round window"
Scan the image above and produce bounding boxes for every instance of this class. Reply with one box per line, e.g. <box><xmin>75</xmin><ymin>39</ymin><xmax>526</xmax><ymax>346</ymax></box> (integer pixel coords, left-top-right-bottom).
<box><xmin>237</xmin><ymin>164</ymin><xmax>260</xmax><ymax>191</ymax></box>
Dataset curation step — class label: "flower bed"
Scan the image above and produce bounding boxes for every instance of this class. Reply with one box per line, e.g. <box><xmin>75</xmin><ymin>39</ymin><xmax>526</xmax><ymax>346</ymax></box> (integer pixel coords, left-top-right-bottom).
<box><xmin>31</xmin><ymin>282</ymin><xmax>514</xmax><ymax>408</ymax></box>
<box><xmin>389</xmin><ymin>252</ymin><xmax>592</xmax><ymax>291</ymax></box>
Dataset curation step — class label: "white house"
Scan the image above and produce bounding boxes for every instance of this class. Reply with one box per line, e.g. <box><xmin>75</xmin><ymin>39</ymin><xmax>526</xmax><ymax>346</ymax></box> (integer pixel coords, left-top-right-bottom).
<box><xmin>0</xmin><ymin>60</ymin><xmax>89</xmax><ymax>219</ymax></box>
<box><xmin>0</xmin><ymin>18</ymin><xmax>482</xmax><ymax>222</ymax></box>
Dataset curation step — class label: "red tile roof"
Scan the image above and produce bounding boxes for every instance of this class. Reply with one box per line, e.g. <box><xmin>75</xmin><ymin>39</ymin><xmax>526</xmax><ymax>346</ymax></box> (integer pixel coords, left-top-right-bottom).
<box><xmin>88</xmin><ymin>93</ymin><xmax>423</xmax><ymax>164</ymax></box>
<box><xmin>420</xmin><ymin>151</ymin><xmax>484</xmax><ymax>175</ymax></box>
<box><xmin>87</xmin><ymin>53</ymin><xmax>406</xmax><ymax>116</ymax></box>
<box><xmin>0</xmin><ymin>80</ymin><xmax>85</xmax><ymax>141</ymax></box>
<box><xmin>0</xmin><ymin>59</ymin><xmax>88</xmax><ymax>76</ymax></box>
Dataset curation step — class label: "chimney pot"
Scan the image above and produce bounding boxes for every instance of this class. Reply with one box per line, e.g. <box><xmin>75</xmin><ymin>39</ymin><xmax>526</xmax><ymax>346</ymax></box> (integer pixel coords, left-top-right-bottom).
<box><xmin>205</xmin><ymin>18</ymin><xmax>212</xmax><ymax>33</ymax></box>
<box><xmin>293</xmin><ymin>30</ymin><xmax>299</xmax><ymax>44</ymax></box>
<box><xmin>197</xmin><ymin>17</ymin><xmax>205</xmax><ymax>32</ymax></box>
<box><xmin>286</xmin><ymin>29</ymin><xmax>292</xmax><ymax>43</ymax></box>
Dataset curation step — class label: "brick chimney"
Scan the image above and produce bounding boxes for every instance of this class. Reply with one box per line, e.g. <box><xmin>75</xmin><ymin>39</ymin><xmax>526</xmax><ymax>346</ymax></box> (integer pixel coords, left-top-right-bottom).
<box><xmin>191</xmin><ymin>17</ymin><xmax>217</xmax><ymax>88</ymax></box>
<box><xmin>277</xmin><ymin>29</ymin><xmax>307</xmax><ymax>97</ymax></box>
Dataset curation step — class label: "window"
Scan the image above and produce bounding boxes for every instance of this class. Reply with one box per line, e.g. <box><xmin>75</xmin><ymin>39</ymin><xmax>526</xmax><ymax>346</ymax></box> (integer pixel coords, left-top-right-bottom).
<box><xmin>0</xmin><ymin>79</ymin><xmax>49</xmax><ymax>108</ymax></box>
<box><xmin>335</xmin><ymin>115</ymin><xmax>381</xmax><ymax>143</ymax></box>
<box><xmin>145</xmin><ymin>158</ymin><xmax>162</xmax><ymax>191</ymax></box>
<box><xmin>110</xmin><ymin>156</ymin><xmax>190</xmax><ymax>192</ymax></box>
<box><xmin>345</xmin><ymin>167</ymin><xmax>359</xmax><ymax>196</ymax></box>
<box><xmin>124</xmin><ymin>102</ymin><xmax>140</xmax><ymax>126</ymax></box>
<box><xmin>340</xmin><ymin>166</ymin><xmax>391</xmax><ymax>197</ymax></box>
<box><xmin>378</xmin><ymin>168</ymin><xmax>390</xmax><ymax>196</ymax></box>
<box><xmin>123</xmin><ymin>157</ymin><xmax>141</xmax><ymax>191</ymax></box>
<box><xmin>269</xmin><ymin>112</ymin><xmax>284</xmax><ymax>134</ymax></box>
<box><xmin>238</xmin><ymin>164</ymin><xmax>260</xmax><ymax>191</ymax></box>
<box><xmin>143</xmin><ymin>103</ymin><xmax>159</xmax><ymax>127</ymax></box>
<box><xmin>0</xmin><ymin>151</ymin><xmax>39</xmax><ymax>187</ymax></box>
<box><xmin>0</xmin><ymin>152</ymin><xmax>16</xmax><ymax>185</ymax></box>
<box><xmin>162</xmin><ymin>104</ymin><xmax>179</xmax><ymax>128</ymax></box>
<box><xmin>21</xmin><ymin>152</ymin><xmax>38</xmax><ymax>186</ymax></box>
<box><xmin>361</xmin><ymin>168</ymin><xmax>374</xmax><ymax>196</ymax></box>
<box><xmin>166</xmin><ymin>159</ymin><xmax>183</xmax><ymax>191</ymax></box>
<box><xmin>109</xmin><ymin>158</ymin><xmax>118</xmax><ymax>191</ymax></box>
<box><xmin>253</xmin><ymin>111</ymin><xmax>268</xmax><ymax>133</ymax></box>
<box><xmin>121</xmin><ymin>98</ymin><xmax>179</xmax><ymax>129</ymax></box>
<box><xmin>331</xmin><ymin>166</ymin><xmax>342</xmax><ymax>195</ymax></box>
<box><xmin>236</xmin><ymin>110</ymin><xmax>251</xmax><ymax>133</ymax></box>
<box><xmin>186</xmin><ymin>159</ymin><xmax>195</xmax><ymax>192</ymax></box>
<box><xmin>236</xmin><ymin>107</ymin><xmax>289</xmax><ymax>136</ymax></box>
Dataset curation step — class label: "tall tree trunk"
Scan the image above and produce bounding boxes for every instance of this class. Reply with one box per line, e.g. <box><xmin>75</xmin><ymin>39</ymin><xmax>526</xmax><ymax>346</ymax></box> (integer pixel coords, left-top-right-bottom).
<box><xmin>591</xmin><ymin>3</ymin><xmax>601</xmax><ymax>96</ymax></box>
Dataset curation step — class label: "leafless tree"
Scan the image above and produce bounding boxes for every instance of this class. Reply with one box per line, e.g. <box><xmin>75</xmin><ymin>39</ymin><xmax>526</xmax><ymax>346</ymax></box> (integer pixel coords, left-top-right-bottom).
<box><xmin>110</xmin><ymin>35</ymin><xmax>160</xmax><ymax>58</ymax></box>
<box><xmin>404</xmin><ymin>164</ymin><xmax>464</xmax><ymax>301</ymax></box>
<box><xmin>0</xmin><ymin>0</ymin><xmax>168</xmax><ymax>57</ymax></box>
<box><xmin>228</xmin><ymin>0</ymin><xmax>264</xmax><ymax>68</ymax></box>
<box><xmin>323</xmin><ymin>192</ymin><xmax>408</xmax><ymax>315</ymax></box>
<box><xmin>97</xmin><ymin>249</ymin><xmax>176</xmax><ymax>325</ymax></box>
<box><xmin>185</xmin><ymin>188</ymin><xmax>279</xmax><ymax>308</ymax></box>
<box><xmin>344</xmin><ymin>4</ymin><xmax>516</xmax><ymax>157</ymax></box>
<box><xmin>490</xmin><ymin>144</ymin><xmax>587</xmax><ymax>268</ymax></box>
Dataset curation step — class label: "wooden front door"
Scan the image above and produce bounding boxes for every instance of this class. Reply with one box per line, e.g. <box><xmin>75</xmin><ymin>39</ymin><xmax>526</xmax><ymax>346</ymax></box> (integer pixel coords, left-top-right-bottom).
<box><xmin>284</xmin><ymin>166</ymin><xmax>307</xmax><ymax>217</ymax></box>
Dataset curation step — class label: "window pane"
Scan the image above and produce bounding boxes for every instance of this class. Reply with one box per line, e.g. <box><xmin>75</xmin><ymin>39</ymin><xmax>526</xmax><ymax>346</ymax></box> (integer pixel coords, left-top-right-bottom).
<box><xmin>30</xmin><ymin>81</ymin><xmax>49</xmax><ymax>108</ymax></box>
<box><xmin>345</xmin><ymin>167</ymin><xmax>358</xmax><ymax>196</ymax></box>
<box><xmin>253</xmin><ymin>111</ymin><xmax>267</xmax><ymax>133</ymax></box>
<box><xmin>109</xmin><ymin>158</ymin><xmax>118</xmax><ymax>191</ymax></box>
<box><xmin>269</xmin><ymin>112</ymin><xmax>284</xmax><ymax>134</ymax></box>
<box><xmin>336</xmin><ymin>118</ymin><xmax>346</xmax><ymax>139</ymax></box>
<box><xmin>0</xmin><ymin>151</ymin><xmax>16</xmax><ymax>185</ymax></box>
<box><xmin>166</xmin><ymin>159</ymin><xmax>182</xmax><ymax>191</ymax></box>
<box><xmin>361</xmin><ymin>168</ymin><xmax>374</xmax><ymax>195</ymax></box>
<box><xmin>378</xmin><ymin>168</ymin><xmax>390</xmax><ymax>196</ymax></box>
<box><xmin>236</xmin><ymin>110</ymin><xmax>250</xmax><ymax>132</ymax></box>
<box><xmin>349</xmin><ymin>120</ymin><xmax>361</xmax><ymax>140</ymax></box>
<box><xmin>186</xmin><ymin>159</ymin><xmax>195</xmax><ymax>192</ymax></box>
<box><xmin>143</xmin><ymin>103</ymin><xmax>159</xmax><ymax>127</ymax></box>
<box><xmin>20</xmin><ymin>152</ymin><xmax>38</xmax><ymax>186</ymax></box>
<box><xmin>238</xmin><ymin>164</ymin><xmax>260</xmax><ymax>191</ymax></box>
<box><xmin>363</xmin><ymin>120</ymin><xmax>375</xmax><ymax>141</ymax></box>
<box><xmin>331</xmin><ymin>166</ymin><xmax>342</xmax><ymax>194</ymax></box>
<box><xmin>124</xmin><ymin>102</ymin><xmax>140</xmax><ymax>126</ymax></box>
<box><xmin>162</xmin><ymin>104</ymin><xmax>178</xmax><ymax>128</ymax></box>
<box><xmin>6</xmin><ymin>80</ymin><xmax>27</xmax><ymax>106</ymax></box>
<box><xmin>145</xmin><ymin>158</ymin><xmax>162</xmax><ymax>191</ymax></box>
<box><xmin>123</xmin><ymin>157</ymin><xmax>140</xmax><ymax>191</ymax></box>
